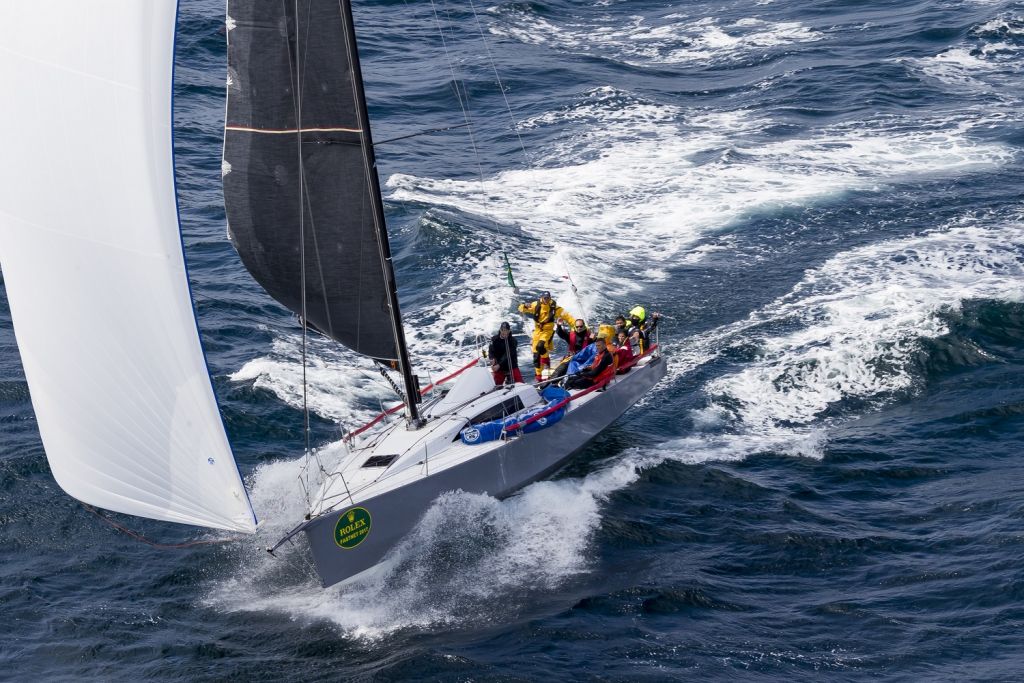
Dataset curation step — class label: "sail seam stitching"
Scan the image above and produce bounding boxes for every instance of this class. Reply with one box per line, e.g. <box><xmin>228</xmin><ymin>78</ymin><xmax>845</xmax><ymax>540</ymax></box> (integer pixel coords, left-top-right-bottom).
<box><xmin>224</xmin><ymin>125</ymin><xmax>362</xmax><ymax>133</ymax></box>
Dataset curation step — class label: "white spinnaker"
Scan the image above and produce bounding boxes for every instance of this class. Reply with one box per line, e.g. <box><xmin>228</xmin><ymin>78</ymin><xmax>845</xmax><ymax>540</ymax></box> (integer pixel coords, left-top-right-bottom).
<box><xmin>0</xmin><ymin>2</ymin><xmax>257</xmax><ymax>532</ymax></box>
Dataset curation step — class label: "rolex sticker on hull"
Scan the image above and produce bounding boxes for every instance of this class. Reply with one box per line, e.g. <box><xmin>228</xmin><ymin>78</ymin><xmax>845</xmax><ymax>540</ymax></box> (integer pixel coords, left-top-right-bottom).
<box><xmin>334</xmin><ymin>507</ymin><xmax>371</xmax><ymax>549</ymax></box>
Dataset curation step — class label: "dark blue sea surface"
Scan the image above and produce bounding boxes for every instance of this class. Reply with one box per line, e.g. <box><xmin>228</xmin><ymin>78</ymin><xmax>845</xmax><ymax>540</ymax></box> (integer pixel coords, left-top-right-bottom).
<box><xmin>3</xmin><ymin>0</ymin><xmax>1024</xmax><ymax>679</ymax></box>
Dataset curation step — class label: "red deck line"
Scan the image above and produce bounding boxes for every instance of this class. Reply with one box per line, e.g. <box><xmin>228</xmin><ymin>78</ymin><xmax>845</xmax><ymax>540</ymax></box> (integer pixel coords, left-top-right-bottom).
<box><xmin>344</xmin><ymin>357</ymin><xmax>482</xmax><ymax>440</ymax></box>
<box><xmin>502</xmin><ymin>345</ymin><xmax>659</xmax><ymax>433</ymax></box>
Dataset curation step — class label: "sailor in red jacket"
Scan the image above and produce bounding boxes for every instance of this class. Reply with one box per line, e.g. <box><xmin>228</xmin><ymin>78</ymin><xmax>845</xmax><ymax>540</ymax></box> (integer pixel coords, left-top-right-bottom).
<box><xmin>614</xmin><ymin>329</ymin><xmax>634</xmax><ymax>373</ymax></box>
<box><xmin>556</xmin><ymin>318</ymin><xmax>594</xmax><ymax>355</ymax></box>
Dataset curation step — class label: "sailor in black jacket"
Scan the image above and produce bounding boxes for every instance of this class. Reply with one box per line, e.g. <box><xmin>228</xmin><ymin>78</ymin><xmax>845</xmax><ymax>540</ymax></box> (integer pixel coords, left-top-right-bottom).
<box><xmin>488</xmin><ymin>322</ymin><xmax>523</xmax><ymax>385</ymax></box>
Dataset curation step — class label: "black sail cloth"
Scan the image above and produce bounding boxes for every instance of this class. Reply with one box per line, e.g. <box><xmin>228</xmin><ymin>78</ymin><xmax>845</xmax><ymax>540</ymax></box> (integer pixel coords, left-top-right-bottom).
<box><xmin>223</xmin><ymin>1</ymin><xmax>398</xmax><ymax>361</ymax></box>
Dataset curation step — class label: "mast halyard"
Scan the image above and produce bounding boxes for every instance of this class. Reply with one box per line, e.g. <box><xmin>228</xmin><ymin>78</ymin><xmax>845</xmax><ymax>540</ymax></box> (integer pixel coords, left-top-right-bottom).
<box><xmin>339</xmin><ymin>0</ymin><xmax>423</xmax><ymax>426</ymax></box>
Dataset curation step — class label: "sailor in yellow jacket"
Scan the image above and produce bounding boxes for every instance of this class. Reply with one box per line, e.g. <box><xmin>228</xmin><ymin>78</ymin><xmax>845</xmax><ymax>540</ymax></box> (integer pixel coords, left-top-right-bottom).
<box><xmin>518</xmin><ymin>291</ymin><xmax>575</xmax><ymax>381</ymax></box>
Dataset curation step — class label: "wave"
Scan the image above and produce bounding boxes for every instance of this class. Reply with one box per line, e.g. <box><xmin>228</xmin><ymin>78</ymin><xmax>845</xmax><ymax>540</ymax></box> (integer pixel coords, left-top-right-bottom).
<box><xmin>388</xmin><ymin>87</ymin><xmax>1013</xmax><ymax>313</ymax></box>
<box><xmin>916</xmin><ymin>299</ymin><xmax>1024</xmax><ymax>379</ymax></box>
<box><xmin>488</xmin><ymin>7</ymin><xmax>823</xmax><ymax>66</ymax></box>
<box><xmin>230</xmin><ymin>334</ymin><xmax>396</xmax><ymax>425</ymax></box>
<box><xmin>907</xmin><ymin>12</ymin><xmax>1024</xmax><ymax>94</ymax></box>
<box><xmin>208</xmin><ymin>413</ymin><xmax>782</xmax><ymax>637</ymax></box>
<box><xmin>698</xmin><ymin>217</ymin><xmax>1024</xmax><ymax>435</ymax></box>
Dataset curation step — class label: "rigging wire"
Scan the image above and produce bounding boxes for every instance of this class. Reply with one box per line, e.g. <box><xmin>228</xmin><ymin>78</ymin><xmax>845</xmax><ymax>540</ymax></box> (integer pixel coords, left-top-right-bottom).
<box><xmin>452</xmin><ymin>0</ymin><xmax>589</xmax><ymax>321</ymax></box>
<box><xmin>558</xmin><ymin>250</ymin><xmax>588</xmax><ymax>323</ymax></box>
<box><xmin>290</xmin><ymin>0</ymin><xmax>339</xmax><ymax>511</ymax></box>
<box><xmin>292</xmin><ymin>0</ymin><xmax>315</xmax><ymax>511</ymax></box>
<box><xmin>82</xmin><ymin>504</ymin><xmax>235</xmax><ymax>549</ymax></box>
<box><xmin>375</xmin><ymin>121</ymin><xmax>473</xmax><ymax>145</ymax></box>
<box><xmin>464</xmin><ymin>0</ymin><xmax>533</xmax><ymax>168</ymax></box>
<box><xmin>428</xmin><ymin>0</ymin><xmax>487</xmax><ymax>187</ymax></box>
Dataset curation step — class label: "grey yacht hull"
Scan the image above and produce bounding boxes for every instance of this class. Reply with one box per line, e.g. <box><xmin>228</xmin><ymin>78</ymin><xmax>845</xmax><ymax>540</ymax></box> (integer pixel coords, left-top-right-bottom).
<box><xmin>303</xmin><ymin>355</ymin><xmax>666</xmax><ymax>588</ymax></box>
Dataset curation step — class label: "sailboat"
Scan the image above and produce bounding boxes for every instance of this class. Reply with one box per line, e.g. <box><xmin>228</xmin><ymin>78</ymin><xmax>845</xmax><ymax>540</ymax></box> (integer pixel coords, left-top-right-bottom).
<box><xmin>0</xmin><ymin>0</ymin><xmax>666</xmax><ymax>588</ymax></box>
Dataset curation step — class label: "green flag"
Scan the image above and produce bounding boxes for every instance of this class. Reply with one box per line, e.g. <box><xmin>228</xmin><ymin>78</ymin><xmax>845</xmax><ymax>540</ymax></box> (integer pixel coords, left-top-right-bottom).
<box><xmin>503</xmin><ymin>251</ymin><xmax>518</xmax><ymax>292</ymax></box>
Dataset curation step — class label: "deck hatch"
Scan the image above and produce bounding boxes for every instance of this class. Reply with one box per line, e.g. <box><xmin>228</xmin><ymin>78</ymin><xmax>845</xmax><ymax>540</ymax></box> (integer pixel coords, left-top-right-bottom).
<box><xmin>362</xmin><ymin>454</ymin><xmax>398</xmax><ymax>468</ymax></box>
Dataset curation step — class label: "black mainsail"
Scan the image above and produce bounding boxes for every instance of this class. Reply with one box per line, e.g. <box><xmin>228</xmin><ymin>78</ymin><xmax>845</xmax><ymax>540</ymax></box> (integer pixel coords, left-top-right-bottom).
<box><xmin>223</xmin><ymin>1</ymin><xmax>420</xmax><ymax>418</ymax></box>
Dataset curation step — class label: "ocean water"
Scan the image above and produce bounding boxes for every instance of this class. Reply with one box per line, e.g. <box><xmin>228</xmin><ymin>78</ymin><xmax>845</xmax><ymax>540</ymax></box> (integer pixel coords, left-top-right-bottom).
<box><xmin>2</xmin><ymin>0</ymin><xmax>1024</xmax><ymax>679</ymax></box>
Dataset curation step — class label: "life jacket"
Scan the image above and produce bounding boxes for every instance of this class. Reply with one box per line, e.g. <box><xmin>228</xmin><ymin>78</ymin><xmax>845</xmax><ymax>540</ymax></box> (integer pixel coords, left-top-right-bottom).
<box><xmin>532</xmin><ymin>299</ymin><xmax>558</xmax><ymax>325</ymax></box>
<box><xmin>615</xmin><ymin>344</ymin><xmax>634</xmax><ymax>370</ymax></box>
<box><xmin>568</xmin><ymin>329</ymin><xmax>592</xmax><ymax>353</ymax></box>
<box><xmin>628</xmin><ymin>324</ymin><xmax>647</xmax><ymax>355</ymax></box>
<box><xmin>588</xmin><ymin>348</ymin><xmax>615</xmax><ymax>385</ymax></box>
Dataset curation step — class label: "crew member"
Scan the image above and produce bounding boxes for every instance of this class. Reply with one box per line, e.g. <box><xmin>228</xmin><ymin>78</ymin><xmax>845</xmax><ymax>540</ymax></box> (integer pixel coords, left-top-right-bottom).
<box><xmin>488</xmin><ymin>321</ymin><xmax>522</xmax><ymax>385</ymax></box>
<box><xmin>615</xmin><ymin>329</ymin><xmax>634</xmax><ymax>373</ymax></box>
<box><xmin>556</xmin><ymin>318</ymin><xmax>593</xmax><ymax>355</ymax></box>
<box><xmin>518</xmin><ymin>291</ymin><xmax>575</xmax><ymax>382</ymax></box>
<box><xmin>627</xmin><ymin>306</ymin><xmax>661</xmax><ymax>355</ymax></box>
<box><xmin>566</xmin><ymin>338</ymin><xmax>615</xmax><ymax>390</ymax></box>
<box><xmin>614</xmin><ymin>315</ymin><xmax>629</xmax><ymax>337</ymax></box>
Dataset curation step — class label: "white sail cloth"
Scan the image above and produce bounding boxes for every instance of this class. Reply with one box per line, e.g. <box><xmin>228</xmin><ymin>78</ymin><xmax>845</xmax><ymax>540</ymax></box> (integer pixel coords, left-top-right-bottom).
<box><xmin>0</xmin><ymin>2</ymin><xmax>257</xmax><ymax>532</ymax></box>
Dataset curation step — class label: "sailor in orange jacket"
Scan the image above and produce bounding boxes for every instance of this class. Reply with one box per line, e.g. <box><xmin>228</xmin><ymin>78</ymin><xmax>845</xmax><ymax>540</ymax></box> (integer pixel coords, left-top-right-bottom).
<box><xmin>566</xmin><ymin>337</ymin><xmax>615</xmax><ymax>390</ymax></box>
<box><xmin>518</xmin><ymin>291</ymin><xmax>575</xmax><ymax>381</ymax></box>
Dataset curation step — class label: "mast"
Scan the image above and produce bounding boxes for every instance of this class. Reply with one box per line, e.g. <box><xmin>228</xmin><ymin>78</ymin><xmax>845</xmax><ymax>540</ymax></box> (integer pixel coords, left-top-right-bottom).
<box><xmin>339</xmin><ymin>0</ymin><xmax>423</xmax><ymax>425</ymax></box>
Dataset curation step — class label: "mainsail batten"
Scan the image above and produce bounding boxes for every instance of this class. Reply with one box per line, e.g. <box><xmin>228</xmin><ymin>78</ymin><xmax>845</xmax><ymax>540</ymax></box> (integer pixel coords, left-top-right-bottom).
<box><xmin>224</xmin><ymin>1</ymin><xmax>401</xmax><ymax>362</ymax></box>
<box><xmin>0</xmin><ymin>1</ymin><xmax>257</xmax><ymax>533</ymax></box>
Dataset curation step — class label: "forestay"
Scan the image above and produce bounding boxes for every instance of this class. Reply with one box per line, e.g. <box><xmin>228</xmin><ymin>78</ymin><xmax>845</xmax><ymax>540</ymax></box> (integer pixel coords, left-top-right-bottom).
<box><xmin>0</xmin><ymin>1</ymin><xmax>257</xmax><ymax>532</ymax></box>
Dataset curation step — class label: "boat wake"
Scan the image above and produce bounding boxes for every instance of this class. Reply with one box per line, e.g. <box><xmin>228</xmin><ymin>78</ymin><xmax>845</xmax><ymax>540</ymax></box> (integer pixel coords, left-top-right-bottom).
<box><xmin>212</xmin><ymin>209</ymin><xmax>1024</xmax><ymax>637</ymax></box>
<box><xmin>213</xmin><ymin>16</ymin><xmax>1022</xmax><ymax>626</ymax></box>
<box><xmin>235</xmin><ymin>82</ymin><xmax>1014</xmax><ymax>421</ymax></box>
<box><xmin>388</xmin><ymin>87</ymin><xmax>1013</xmax><ymax>303</ymax></box>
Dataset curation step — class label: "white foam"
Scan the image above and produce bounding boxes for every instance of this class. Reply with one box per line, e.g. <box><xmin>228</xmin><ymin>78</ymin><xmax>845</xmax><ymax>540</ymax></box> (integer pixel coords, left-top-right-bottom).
<box><xmin>489</xmin><ymin>10</ymin><xmax>823</xmax><ymax>66</ymax></box>
<box><xmin>908</xmin><ymin>13</ymin><xmax>1024</xmax><ymax>92</ymax></box>
<box><xmin>209</xmin><ymin>471</ymin><xmax>605</xmax><ymax>636</ymax></box>
<box><xmin>912</xmin><ymin>47</ymin><xmax>1008</xmax><ymax>91</ymax></box>
<box><xmin>230</xmin><ymin>334</ymin><xmax>393</xmax><ymax>425</ymax></box>
<box><xmin>210</xmin><ymin>423</ymin><xmax>809</xmax><ymax>636</ymax></box>
<box><xmin>389</xmin><ymin>89</ymin><xmax>1012</xmax><ymax>306</ymax></box>
<box><xmin>705</xmin><ymin>219</ymin><xmax>1024</xmax><ymax>434</ymax></box>
<box><xmin>976</xmin><ymin>15</ymin><xmax>1024</xmax><ymax>36</ymax></box>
